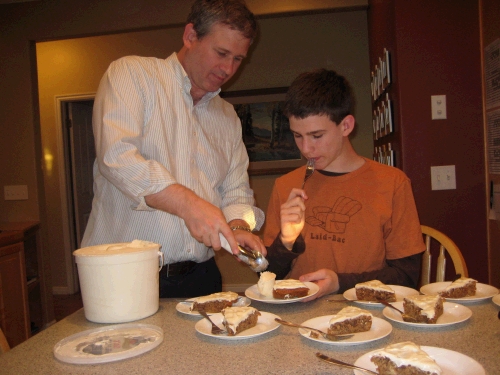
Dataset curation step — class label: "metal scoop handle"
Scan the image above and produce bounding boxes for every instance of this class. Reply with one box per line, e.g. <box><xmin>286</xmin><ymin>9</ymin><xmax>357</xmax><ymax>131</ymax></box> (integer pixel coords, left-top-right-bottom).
<box><xmin>219</xmin><ymin>233</ymin><xmax>269</xmax><ymax>272</ymax></box>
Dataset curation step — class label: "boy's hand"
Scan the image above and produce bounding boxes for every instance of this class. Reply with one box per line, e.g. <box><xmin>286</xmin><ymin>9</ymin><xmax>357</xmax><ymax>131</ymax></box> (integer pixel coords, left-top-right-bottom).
<box><xmin>279</xmin><ymin>188</ymin><xmax>307</xmax><ymax>249</ymax></box>
<box><xmin>299</xmin><ymin>269</ymin><xmax>340</xmax><ymax>302</ymax></box>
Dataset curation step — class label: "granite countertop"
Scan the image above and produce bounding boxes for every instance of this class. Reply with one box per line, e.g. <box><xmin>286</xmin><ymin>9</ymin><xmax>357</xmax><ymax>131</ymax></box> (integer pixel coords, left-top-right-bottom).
<box><xmin>1</xmin><ymin>294</ymin><xmax>499</xmax><ymax>374</ymax></box>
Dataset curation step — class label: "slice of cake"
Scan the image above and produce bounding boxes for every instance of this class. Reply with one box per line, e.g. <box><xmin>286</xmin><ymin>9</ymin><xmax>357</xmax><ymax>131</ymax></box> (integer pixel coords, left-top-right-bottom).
<box><xmin>190</xmin><ymin>291</ymin><xmax>239</xmax><ymax>313</ymax></box>
<box><xmin>327</xmin><ymin>306</ymin><xmax>372</xmax><ymax>335</ymax></box>
<box><xmin>272</xmin><ymin>279</ymin><xmax>310</xmax><ymax>299</ymax></box>
<box><xmin>355</xmin><ymin>280</ymin><xmax>396</xmax><ymax>302</ymax></box>
<box><xmin>257</xmin><ymin>271</ymin><xmax>276</xmax><ymax>297</ymax></box>
<box><xmin>438</xmin><ymin>277</ymin><xmax>477</xmax><ymax>298</ymax></box>
<box><xmin>403</xmin><ymin>295</ymin><xmax>444</xmax><ymax>324</ymax></box>
<box><xmin>221</xmin><ymin>306</ymin><xmax>260</xmax><ymax>336</ymax></box>
<box><xmin>370</xmin><ymin>341</ymin><xmax>442</xmax><ymax>375</ymax></box>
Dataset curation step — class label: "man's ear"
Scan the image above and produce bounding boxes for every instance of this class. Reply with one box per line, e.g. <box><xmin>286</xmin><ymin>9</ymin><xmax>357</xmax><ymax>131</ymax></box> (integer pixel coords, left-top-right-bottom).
<box><xmin>183</xmin><ymin>23</ymin><xmax>198</xmax><ymax>48</ymax></box>
<box><xmin>341</xmin><ymin>115</ymin><xmax>356</xmax><ymax>136</ymax></box>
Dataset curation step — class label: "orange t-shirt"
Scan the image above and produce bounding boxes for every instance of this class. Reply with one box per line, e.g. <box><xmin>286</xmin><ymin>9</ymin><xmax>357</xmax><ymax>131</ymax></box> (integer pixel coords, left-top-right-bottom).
<box><xmin>263</xmin><ymin>158</ymin><xmax>425</xmax><ymax>280</ymax></box>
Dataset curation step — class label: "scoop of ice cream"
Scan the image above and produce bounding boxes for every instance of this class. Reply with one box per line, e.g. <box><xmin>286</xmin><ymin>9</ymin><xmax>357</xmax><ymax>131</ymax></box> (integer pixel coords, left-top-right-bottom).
<box><xmin>257</xmin><ymin>271</ymin><xmax>276</xmax><ymax>297</ymax></box>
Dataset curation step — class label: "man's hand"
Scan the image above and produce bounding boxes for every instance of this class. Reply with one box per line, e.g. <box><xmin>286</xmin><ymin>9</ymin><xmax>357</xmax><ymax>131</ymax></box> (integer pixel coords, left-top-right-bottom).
<box><xmin>299</xmin><ymin>269</ymin><xmax>340</xmax><ymax>302</ymax></box>
<box><xmin>145</xmin><ymin>184</ymin><xmax>236</xmax><ymax>251</ymax></box>
<box><xmin>230</xmin><ymin>226</ymin><xmax>267</xmax><ymax>257</ymax></box>
<box><xmin>280</xmin><ymin>188</ymin><xmax>307</xmax><ymax>249</ymax></box>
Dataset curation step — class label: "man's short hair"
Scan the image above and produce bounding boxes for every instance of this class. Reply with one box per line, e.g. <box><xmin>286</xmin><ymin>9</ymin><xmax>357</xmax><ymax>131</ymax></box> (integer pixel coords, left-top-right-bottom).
<box><xmin>187</xmin><ymin>0</ymin><xmax>257</xmax><ymax>42</ymax></box>
<box><xmin>284</xmin><ymin>69</ymin><xmax>355</xmax><ymax>125</ymax></box>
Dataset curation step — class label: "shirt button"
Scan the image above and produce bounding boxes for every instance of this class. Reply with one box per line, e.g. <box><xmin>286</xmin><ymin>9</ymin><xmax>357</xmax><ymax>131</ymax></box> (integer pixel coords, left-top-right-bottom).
<box><xmin>187</xmin><ymin>249</ymin><xmax>191</xmax><ymax>253</ymax></box>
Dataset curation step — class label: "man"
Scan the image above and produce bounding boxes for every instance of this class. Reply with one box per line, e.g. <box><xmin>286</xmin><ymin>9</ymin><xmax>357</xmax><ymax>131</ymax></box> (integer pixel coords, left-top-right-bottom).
<box><xmin>82</xmin><ymin>0</ymin><xmax>266</xmax><ymax>298</ymax></box>
<box><xmin>263</xmin><ymin>69</ymin><xmax>425</xmax><ymax>301</ymax></box>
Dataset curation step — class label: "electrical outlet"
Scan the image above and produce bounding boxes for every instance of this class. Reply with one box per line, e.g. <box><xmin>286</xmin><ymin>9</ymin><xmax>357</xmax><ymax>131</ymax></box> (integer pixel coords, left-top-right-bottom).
<box><xmin>431</xmin><ymin>165</ymin><xmax>456</xmax><ymax>190</ymax></box>
<box><xmin>431</xmin><ymin>95</ymin><xmax>447</xmax><ymax>120</ymax></box>
<box><xmin>4</xmin><ymin>185</ymin><xmax>29</xmax><ymax>200</ymax></box>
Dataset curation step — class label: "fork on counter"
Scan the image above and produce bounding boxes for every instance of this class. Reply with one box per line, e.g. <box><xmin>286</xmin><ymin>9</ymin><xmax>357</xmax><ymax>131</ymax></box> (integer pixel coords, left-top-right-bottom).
<box><xmin>197</xmin><ymin>309</ymin><xmax>227</xmax><ymax>335</ymax></box>
<box><xmin>301</xmin><ymin>159</ymin><xmax>315</xmax><ymax>189</ymax></box>
<box><xmin>275</xmin><ymin>318</ymin><xmax>353</xmax><ymax>341</ymax></box>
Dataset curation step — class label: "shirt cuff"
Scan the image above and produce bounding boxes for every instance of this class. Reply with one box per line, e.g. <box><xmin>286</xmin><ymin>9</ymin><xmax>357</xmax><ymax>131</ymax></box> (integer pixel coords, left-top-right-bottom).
<box><xmin>223</xmin><ymin>204</ymin><xmax>265</xmax><ymax>231</ymax></box>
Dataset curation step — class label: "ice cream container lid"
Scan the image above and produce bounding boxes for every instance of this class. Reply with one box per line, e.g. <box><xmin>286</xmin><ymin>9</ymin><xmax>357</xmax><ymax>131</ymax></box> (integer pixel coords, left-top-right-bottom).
<box><xmin>73</xmin><ymin>240</ymin><xmax>161</xmax><ymax>264</ymax></box>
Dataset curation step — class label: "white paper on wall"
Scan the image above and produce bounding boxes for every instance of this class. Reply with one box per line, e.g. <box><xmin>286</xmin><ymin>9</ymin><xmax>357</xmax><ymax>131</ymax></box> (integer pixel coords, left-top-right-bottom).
<box><xmin>485</xmin><ymin>38</ymin><xmax>500</xmax><ymax>110</ymax></box>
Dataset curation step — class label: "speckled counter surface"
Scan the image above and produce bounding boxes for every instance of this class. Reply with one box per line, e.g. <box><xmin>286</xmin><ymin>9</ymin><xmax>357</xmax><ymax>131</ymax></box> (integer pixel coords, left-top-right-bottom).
<box><xmin>1</xmin><ymin>296</ymin><xmax>499</xmax><ymax>374</ymax></box>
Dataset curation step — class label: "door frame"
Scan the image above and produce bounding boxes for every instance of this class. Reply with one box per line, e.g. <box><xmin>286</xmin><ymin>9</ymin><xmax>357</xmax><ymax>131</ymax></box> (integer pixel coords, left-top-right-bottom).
<box><xmin>54</xmin><ymin>93</ymin><xmax>95</xmax><ymax>294</ymax></box>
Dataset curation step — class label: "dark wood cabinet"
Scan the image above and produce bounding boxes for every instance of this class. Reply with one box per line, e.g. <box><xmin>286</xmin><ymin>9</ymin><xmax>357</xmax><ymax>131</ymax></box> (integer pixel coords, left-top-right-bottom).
<box><xmin>0</xmin><ymin>222</ymin><xmax>47</xmax><ymax>348</ymax></box>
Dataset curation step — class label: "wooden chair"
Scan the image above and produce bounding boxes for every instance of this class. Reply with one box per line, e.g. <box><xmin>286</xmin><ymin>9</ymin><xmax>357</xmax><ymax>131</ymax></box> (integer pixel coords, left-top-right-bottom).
<box><xmin>0</xmin><ymin>327</ymin><xmax>9</xmax><ymax>354</ymax></box>
<box><xmin>420</xmin><ymin>225</ymin><xmax>468</xmax><ymax>286</ymax></box>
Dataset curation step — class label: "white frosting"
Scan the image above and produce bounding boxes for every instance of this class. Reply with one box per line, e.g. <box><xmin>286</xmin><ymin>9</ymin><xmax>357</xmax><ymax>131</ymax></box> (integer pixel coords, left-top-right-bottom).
<box><xmin>444</xmin><ymin>277</ymin><xmax>476</xmax><ymax>291</ymax></box>
<box><xmin>257</xmin><ymin>272</ymin><xmax>276</xmax><ymax>297</ymax></box>
<box><xmin>329</xmin><ymin>306</ymin><xmax>372</xmax><ymax>324</ymax></box>
<box><xmin>355</xmin><ymin>280</ymin><xmax>394</xmax><ymax>293</ymax></box>
<box><xmin>75</xmin><ymin>240</ymin><xmax>160</xmax><ymax>256</ymax></box>
<box><xmin>370</xmin><ymin>341</ymin><xmax>442</xmax><ymax>374</ymax></box>
<box><xmin>273</xmin><ymin>279</ymin><xmax>307</xmax><ymax>290</ymax></box>
<box><xmin>194</xmin><ymin>291</ymin><xmax>238</xmax><ymax>304</ymax></box>
<box><xmin>405</xmin><ymin>295</ymin><xmax>442</xmax><ymax>318</ymax></box>
<box><xmin>222</xmin><ymin>306</ymin><xmax>258</xmax><ymax>332</ymax></box>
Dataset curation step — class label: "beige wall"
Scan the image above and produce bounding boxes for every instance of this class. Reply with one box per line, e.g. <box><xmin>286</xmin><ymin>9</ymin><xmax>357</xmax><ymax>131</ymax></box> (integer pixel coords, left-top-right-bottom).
<box><xmin>36</xmin><ymin>10</ymin><xmax>372</xmax><ymax>291</ymax></box>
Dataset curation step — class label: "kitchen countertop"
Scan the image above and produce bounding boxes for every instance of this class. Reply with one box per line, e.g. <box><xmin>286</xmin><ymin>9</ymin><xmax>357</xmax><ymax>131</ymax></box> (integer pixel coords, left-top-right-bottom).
<box><xmin>1</xmin><ymin>294</ymin><xmax>499</xmax><ymax>374</ymax></box>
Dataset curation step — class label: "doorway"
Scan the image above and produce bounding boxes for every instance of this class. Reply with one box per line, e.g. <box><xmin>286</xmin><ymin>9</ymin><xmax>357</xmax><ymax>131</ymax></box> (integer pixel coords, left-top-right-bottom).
<box><xmin>60</xmin><ymin>98</ymin><xmax>95</xmax><ymax>292</ymax></box>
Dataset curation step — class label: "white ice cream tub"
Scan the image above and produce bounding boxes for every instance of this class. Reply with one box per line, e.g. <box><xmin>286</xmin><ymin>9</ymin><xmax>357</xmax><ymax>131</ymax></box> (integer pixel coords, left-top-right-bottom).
<box><xmin>73</xmin><ymin>240</ymin><xmax>163</xmax><ymax>323</ymax></box>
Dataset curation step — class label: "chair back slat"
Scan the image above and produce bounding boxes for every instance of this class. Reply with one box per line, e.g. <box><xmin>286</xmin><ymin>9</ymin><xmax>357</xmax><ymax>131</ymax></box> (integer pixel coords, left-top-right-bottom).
<box><xmin>436</xmin><ymin>245</ymin><xmax>447</xmax><ymax>282</ymax></box>
<box><xmin>421</xmin><ymin>234</ymin><xmax>432</xmax><ymax>286</ymax></box>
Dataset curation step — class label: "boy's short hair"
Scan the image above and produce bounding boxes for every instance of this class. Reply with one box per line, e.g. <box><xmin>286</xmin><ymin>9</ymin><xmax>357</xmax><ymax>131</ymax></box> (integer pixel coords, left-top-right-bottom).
<box><xmin>187</xmin><ymin>0</ymin><xmax>257</xmax><ymax>42</ymax></box>
<box><xmin>283</xmin><ymin>69</ymin><xmax>355</xmax><ymax>125</ymax></box>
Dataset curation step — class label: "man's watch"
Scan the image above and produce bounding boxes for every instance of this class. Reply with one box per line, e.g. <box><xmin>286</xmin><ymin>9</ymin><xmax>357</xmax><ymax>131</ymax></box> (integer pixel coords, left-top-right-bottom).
<box><xmin>230</xmin><ymin>225</ymin><xmax>252</xmax><ymax>233</ymax></box>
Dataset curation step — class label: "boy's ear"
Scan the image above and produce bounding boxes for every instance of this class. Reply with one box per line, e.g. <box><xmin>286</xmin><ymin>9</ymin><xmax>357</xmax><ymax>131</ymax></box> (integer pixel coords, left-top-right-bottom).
<box><xmin>341</xmin><ymin>115</ymin><xmax>356</xmax><ymax>136</ymax></box>
<box><xmin>183</xmin><ymin>23</ymin><xmax>198</xmax><ymax>48</ymax></box>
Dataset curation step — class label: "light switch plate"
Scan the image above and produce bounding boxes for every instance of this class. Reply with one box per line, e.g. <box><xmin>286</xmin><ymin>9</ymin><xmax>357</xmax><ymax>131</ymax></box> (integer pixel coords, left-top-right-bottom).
<box><xmin>4</xmin><ymin>185</ymin><xmax>29</xmax><ymax>200</ymax></box>
<box><xmin>431</xmin><ymin>95</ymin><xmax>447</xmax><ymax>120</ymax></box>
<box><xmin>431</xmin><ymin>165</ymin><xmax>456</xmax><ymax>190</ymax></box>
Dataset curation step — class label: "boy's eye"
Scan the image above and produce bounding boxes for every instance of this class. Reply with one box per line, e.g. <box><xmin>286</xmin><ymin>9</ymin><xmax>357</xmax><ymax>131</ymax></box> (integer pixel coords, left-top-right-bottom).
<box><xmin>313</xmin><ymin>134</ymin><xmax>323</xmax><ymax>139</ymax></box>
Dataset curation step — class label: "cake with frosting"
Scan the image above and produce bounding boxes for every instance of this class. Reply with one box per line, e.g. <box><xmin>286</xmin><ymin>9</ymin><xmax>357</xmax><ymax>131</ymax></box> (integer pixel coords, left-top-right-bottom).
<box><xmin>273</xmin><ymin>279</ymin><xmax>309</xmax><ymax>299</ymax></box>
<box><xmin>327</xmin><ymin>306</ymin><xmax>372</xmax><ymax>335</ymax></box>
<box><xmin>257</xmin><ymin>271</ymin><xmax>276</xmax><ymax>297</ymax></box>
<box><xmin>221</xmin><ymin>306</ymin><xmax>260</xmax><ymax>336</ymax></box>
<box><xmin>403</xmin><ymin>295</ymin><xmax>444</xmax><ymax>324</ymax></box>
<box><xmin>355</xmin><ymin>280</ymin><xmax>396</xmax><ymax>302</ymax></box>
<box><xmin>370</xmin><ymin>341</ymin><xmax>442</xmax><ymax>375</ymax></box>
<box><xmin>438</xmin><ymin>277</ymin><xmax>477</xmax><ymax>298</ymax></box>
<box><xmin>190</xmin><ymin>291</ymin><xmax>239</xmax><ymax>313</ymax></box>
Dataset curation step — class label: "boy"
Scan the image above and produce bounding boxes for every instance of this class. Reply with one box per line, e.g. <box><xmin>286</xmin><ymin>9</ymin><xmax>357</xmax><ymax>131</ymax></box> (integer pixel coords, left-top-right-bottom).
<box><xmin>263</xmin><ymin>69</ymin><xmax>425</xmax><ymax>301</ymax></box>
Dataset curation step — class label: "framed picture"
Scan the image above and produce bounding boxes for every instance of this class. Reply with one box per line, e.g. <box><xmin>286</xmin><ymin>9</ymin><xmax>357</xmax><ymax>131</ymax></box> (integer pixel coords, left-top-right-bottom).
<box><xmin>220</xmin><ymin>87</ymin><xmax>305</xmax><ymax>175</ymax></box>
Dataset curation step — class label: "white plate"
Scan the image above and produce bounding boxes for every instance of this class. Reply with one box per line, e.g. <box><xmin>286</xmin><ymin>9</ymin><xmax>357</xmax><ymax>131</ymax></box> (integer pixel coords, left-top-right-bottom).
<box><xmin>175</xmin><ymin>296</ymin><xmax>250</xmax><ymax>316</ymax></box>
<box><xmin>492</xmin><ymin>294</ymin><xmax>500</xmax><ymax>307</ymax></box>
<box><xmin>420</xmin><ymin>282</ymin><xmax>499</xmax><ymax>302</ymax></box>
<box><xmin>195</xmin><ymin>311</ymin><xmax>280</xmax><ymax>340</ymax></box>
<box><xmin>53</xmin><ymin>323</ymin><xmax>163</xmax><ymax>364</ymax></box>
<box><xmin>297</xmin><ymin>316</ymin><xmax>392</xmax><ymax>346</ymax></box>
<box><xmin>343</xmin><ymin>285</ymin><xmax>420</xmax><ymax>306</ymax></box>
<box><xmin>244</xmin><ymin>282</ymin><xmax>319</xmax><ymax>304</ymax></box>
<box><xmin>354</xmin><ymin>345</ymin><xmax>485</xmax><ymax>375</ymax></box>
<box><xmin>382</xmin><ymin>301</ymin><xmax>472</xmax><ymax>327</ymax></box>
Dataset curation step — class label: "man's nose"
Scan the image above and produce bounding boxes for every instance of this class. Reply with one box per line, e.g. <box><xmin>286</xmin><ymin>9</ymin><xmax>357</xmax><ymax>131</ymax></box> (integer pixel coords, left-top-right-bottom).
<box><xmin>220</xmin><ymin>57</ymin><xmax>236</xmax><ymax>77</ymax></box>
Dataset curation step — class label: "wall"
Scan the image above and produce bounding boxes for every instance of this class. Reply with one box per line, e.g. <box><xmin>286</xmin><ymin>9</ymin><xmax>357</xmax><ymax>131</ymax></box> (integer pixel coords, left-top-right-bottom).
<box><xmin>0</xmin><ymin>0</ymin><xmax>369</xmax><ymax>308</ymax></box>
<box><xmin>368</xmin><ymin>0</ymin><xmax>490</xmax><ymax>284</ymax></box>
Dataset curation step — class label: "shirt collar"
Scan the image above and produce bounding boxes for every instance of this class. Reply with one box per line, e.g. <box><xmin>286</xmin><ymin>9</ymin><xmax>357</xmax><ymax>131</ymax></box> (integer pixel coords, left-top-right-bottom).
<box><xmin>166</xmin><ymin>52</ymin><xmax>221</xmax><ymax>105</ymax></box>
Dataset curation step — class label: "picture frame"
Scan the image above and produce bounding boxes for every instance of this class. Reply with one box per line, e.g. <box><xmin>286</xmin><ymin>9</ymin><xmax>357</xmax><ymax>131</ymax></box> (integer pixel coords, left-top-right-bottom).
<box><xmin>220</xmin><ymin>87</ymin><xmax>305</xmax><ymax>175</ymax></box>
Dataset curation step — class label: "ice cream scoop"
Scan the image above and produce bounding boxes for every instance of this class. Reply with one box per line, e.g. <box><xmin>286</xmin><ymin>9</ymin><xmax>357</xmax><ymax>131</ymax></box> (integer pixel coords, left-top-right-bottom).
<box><xmin>219</xmin><ymin>233</ymin><xmax>268</xmax><ymax>272</ymax></box>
